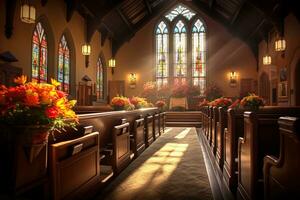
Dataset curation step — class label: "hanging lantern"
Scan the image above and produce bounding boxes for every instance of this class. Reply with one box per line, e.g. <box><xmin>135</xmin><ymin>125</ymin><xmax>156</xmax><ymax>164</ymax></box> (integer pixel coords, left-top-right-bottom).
<box><xmin>108</xmin><ymin>58</ymin><xmax>116</xmax><ymax>68</ymax></box>
<box><xmin>275</xmin><ymin>38</ymin><xmax>286</xmax><ymax>51</ymax></box>
<box><xmin>20</xmin><ymin>2</ymin><xmax>36</xmax><ymax>24</ymax></box>
<box><xmin>263</xmin><ymin>55</ymin><xmax>272</xmax><ymax>65</ymax></box>
<box><xmin>81</xmin><ymin>43</ymin><xmax>91</xmax><ymax>55</ymax></box>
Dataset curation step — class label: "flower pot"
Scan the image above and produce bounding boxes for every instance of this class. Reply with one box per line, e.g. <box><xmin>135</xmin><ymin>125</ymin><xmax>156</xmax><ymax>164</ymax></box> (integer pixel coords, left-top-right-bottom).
<box><xmin>0</xmin><ymin>125</ymin><xmax>50</xmax><ymax>194</ymax></box>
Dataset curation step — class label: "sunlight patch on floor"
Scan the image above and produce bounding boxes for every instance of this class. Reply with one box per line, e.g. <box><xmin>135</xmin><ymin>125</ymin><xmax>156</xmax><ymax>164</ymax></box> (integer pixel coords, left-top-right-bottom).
<box><xmin>174</xmin><ymin>128</ymin><xmax>191</xmax><ymax>139</ymax></box>
<box><xmin>164</xmin><ymin>127</ymin><xmax>173</xmax><ymax>133</ymax></box>
<box><xmin>117</xmin><ymin>143</ymin><xmax>189</xmax><ymax>192</ymax></box>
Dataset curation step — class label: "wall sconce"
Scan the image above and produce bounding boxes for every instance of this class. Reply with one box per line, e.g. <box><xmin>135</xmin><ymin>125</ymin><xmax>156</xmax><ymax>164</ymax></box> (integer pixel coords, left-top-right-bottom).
<box><xmin>20</xmin><ymin>1</ymin><xmax>36</xmax><ymax>24</ymax></box>
<box><xmin>81</xmin><ymin>43</ymin><xmax>91</xmax><ymax>56</ymax></box>
<box><xmin>229</xmin><ymin>71</ymin><xmax>237</xmax><ymax>87</ymax></box>
<box><xmin>129</xmin><ymin>73</ymin><xmax>137</xmax><ymax>89</ymax></box>
<box><xmin>263</xmin><ymin>55</ymin><xmax>271</xmax><ymax>65</ymax></box>
<box><xmin>275</xmin><ymin>38</ymin><xmax>286</xmax><ymax>51</ymax></box>
<box><xmin>108</xmin><ymin>58</ymin><xmax>116</xmax><ymax>75</ymax></box>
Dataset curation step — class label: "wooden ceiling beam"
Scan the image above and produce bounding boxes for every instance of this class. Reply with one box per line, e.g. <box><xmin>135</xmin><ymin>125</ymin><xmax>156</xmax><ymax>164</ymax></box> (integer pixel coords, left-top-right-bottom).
<box><xmin>246</xmin><ymin>18</ymin><xmax>266</xmax><ymax>40</ymax></box>
<box><xmin>116</xmin><ymin>7</ymin><xmax>134</xmax><ymax>32</ymax></box>
<box><xmin>209</xmin><ymin>0</ymin><xmax>216</xmax><ymax>10</ymax></box>
<box><xmin>144</xmin><ymin>0</ymin><xmax>152</xmax><ymax>14</ymax></box>
<box><xmin>230</xmin><ymin>0</ymin><xmax>246</xmax><ymax>25</ymax></box>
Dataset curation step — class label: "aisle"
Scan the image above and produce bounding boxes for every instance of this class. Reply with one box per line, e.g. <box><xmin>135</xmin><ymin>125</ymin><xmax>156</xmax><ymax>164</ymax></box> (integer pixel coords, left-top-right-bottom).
<box><xmin>97</xmin><ymin>127</ymin><xmax>213</xmax><ymax>200</ymax></box>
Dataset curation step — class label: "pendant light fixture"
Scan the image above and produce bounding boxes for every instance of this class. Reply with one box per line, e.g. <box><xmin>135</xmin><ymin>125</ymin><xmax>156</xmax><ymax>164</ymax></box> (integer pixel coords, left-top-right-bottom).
<box><xmin>263</xmin><ymin>33</ymin><xmax>271</xmax><ymax>65</ymax></box>
<box><xmin>108</xmin><ymin>38</ymin><xmax>116</xmax><ymax>75</ymax></box>
<box><xmin>20</xmin><ymin>0</ymin><xmax>36</xmax><ymax>24</ymax></box>
<box><xmin>275</xmin><ymin>15</ymin><xmax>286</xmax><ymax>52</ymax></box>
<box><xmin>82</xmin><ymin>14</ymin><xmax>91</xmax><ymax>67</ymax></box>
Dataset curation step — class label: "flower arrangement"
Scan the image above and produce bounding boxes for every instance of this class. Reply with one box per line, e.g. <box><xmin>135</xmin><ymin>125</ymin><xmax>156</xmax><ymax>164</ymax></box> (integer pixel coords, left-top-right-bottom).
<box><xmin>130</xmin><ymin>96</ymin><xmax>151</xmax><ymax>109</ymax></box>
<box><xmin>111</xmin><ymin>96</ymin><xmax>135</xmax><ymax>111</ymax></box>
<box><xmin>171</xmin><ymin>83</ymin><xmax>189</xmax><ymax>98</ymax></box>
<box><xmin>0</xmin><ymin>75</ymin><xmax>78</xmax><ymax>131</ymax></box>
<box><xmin>209</xmin><ymin>97</ymin><xmax>232</xmax><ymax>108</ymax></box>
<box><xmin>204</xmin><ymin>84</ymin><xmax>222</xmax><ymax>101</ymax></box>
<box><xmin>198</xmin><ymin>99</ymin><xmax>209</xmax><ymax>107</ymax></box>
<box><xmin>240</xmin><ymin>93</ymin><xmax>264</xmax><ymax>110</ymax></box>
<box><xmin>155</xmin><ymin>100</ymin><xmax>167</xmax><ymax>111</ymax></box>
<box><xmin>188</xmin><ymin>85</ymin><xmax>201</xmax><ymax>97</ymax></box>
<box><xmin>157</xmin><ymin>85</ymin><xmax>171</xmax><ymax>99</ymax></box>
<box><xmin>141</xmin><ymin>81</ymin><xmax>157</xmax><ymax>103</ymax></box>
<box><xmin>228</xmin><ymin>99</ymin><xmax>241</xmax><ymax>109</ymax></box>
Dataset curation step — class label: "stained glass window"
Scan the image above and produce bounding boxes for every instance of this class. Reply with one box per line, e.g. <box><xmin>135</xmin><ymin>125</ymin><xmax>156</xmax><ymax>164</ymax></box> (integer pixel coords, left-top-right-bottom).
<box><xmin>165</xmin><ymin>5</ymin><xmax>195</xmax><ymax>21</ymax></box>
<box><xmin>156</xmin><ymin>21</ymin><xmax>169</xmax><ymax>88</ymax></box>
<box><xmin>192</xmin><ymin>19</ymin><xmax>206</xmax><ymax>95</ymax></box>
<box><xmin>96</xmin><ymin>57</ymin><xmax>104</xmax><ymax>99</ymax></box>
<box><xmin>31</xmin><ymin>22</ymin><xmax>47</xmax><ymax>83</ymax></box>
<box><xmin>58</xmin><ymin>35</ymin><xmax>70</xmax><ymax>93</ymax></box>
<box><xmin>174</xmin><ymin>20</ymin><xmax>187</xmax><ymax>84</ymax></box>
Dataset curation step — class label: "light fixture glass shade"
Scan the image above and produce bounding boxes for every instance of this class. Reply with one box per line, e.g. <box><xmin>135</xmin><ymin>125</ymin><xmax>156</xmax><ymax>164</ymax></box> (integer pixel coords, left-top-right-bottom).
<box><xmin>275</xmin><ymin>38</ymin><xmax>286</xmax><ymax>51</ymax></box>
<box><xmin>263</xmin><ymin>55</ymin><xmax>272</xmax><ymax>65</ymax></box>
<box><xmin>20</xmin><ymin>4</ymin><xmax>36</xmax><ymax>24</ymax></box>
<box><xmin>81</xmin><ymin>44</ymin><xmax>91</xmax><ymax>55</ymax></box>
<box><xmin>108</xmin><ymin>58</ymin><xmax>116</xmax><ymax>68</ymax></box>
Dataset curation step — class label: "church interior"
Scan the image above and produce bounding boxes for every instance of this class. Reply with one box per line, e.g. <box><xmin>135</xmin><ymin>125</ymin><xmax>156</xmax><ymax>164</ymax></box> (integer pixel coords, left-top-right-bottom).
<box><xmin>0</xmin><ymin>0</ymin><xmax>299</xmax><ymax>199</ymax></box>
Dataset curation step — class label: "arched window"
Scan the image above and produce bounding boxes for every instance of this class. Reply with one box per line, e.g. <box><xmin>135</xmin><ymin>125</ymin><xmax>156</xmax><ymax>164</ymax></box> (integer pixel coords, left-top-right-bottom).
<box><xmin>57</xmin><ymin>35</ymin><xmax>70</xmax><ymax>93</ymax></box>
<box><xmin>174</xmin><ymin>20</ymin><xmax>187</xmax><ymax>84</ymax></box>
<box><xmin>192</xmin><ymin>19</ymin><xmax>206</xmax><ymax>95</ymax></box>
<box><xmin>155</xmin><ymin>21</ymin><xmax>169</xmax><ymax>88</ymax></box>
<box><xmin>96</xmin><ymin>56</ymin><xmax>104</xmax><ymax>100</ymax></box>
<box><xmin>154</xmin><ymin>4</ymin><xmax>207</xmax><ymax>95</ymax></box>
<box><xmin>31</xmin><ymin>22</ymin><xmax>47</xmax><ymax>83</ymax></box>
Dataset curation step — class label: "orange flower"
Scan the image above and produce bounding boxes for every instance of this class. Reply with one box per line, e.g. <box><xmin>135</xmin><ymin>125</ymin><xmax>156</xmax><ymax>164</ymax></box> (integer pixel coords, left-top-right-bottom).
<box><xmin>14</xmin><ymin>75</ymin><xmax>27</xmax><ymax>85</ymax></box>
<box><xmin>25</xmin><ymin>90</ymin><xmax>40</xmax><ymax>106</ymax></box>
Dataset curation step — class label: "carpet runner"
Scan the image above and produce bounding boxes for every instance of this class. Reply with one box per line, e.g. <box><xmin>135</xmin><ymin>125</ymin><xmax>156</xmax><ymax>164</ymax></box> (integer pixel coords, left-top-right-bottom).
<box><xmin>97</xmin><ymin>127</ymin><xmax>213</xmax><ymax>200</ymax></box>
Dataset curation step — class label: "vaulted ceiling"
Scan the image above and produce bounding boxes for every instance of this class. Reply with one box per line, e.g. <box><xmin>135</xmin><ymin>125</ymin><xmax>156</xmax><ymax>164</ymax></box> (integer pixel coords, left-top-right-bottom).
<box><xmin>68</xmin><ymin>0</ymin><xmax>298</xmax><ymax>57</ymax></box>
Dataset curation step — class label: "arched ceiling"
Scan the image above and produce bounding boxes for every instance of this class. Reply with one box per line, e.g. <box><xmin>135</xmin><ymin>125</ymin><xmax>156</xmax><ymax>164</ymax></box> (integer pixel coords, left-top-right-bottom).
<box><xmin>69</xmin><ymin>0</ymin><xmax>298</xmax><ymax>58</ymax></box>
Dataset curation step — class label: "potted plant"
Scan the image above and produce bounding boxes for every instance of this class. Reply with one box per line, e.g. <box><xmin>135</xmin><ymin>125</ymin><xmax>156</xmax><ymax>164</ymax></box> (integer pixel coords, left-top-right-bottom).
<box><xmin>0</xmin><ymin>75</ymin><xmax>78</xmax><ymax>191</ymax></box>
<box><xmin>209</xmin><ymin>97</ymin><xmax>233</xmax><ymax>109</ymax></box>
<box><xmin>240</xmin><ymin>93</ymin><xmax>265</xmax><ymax>110</ymax></box>
<box><xmin>155</xmin><ymin>100</ymin><xmax>167</xmax><ymax>111</ymax></box>
<box><xmin>111</xmin><ymin>96</ymin><xmax>135</xmax><ymax>111</ymax></box>
<box><xmin>130</xmin><ymin>96</ymin><xmax>151</xmax><ymax>109</ymax></box>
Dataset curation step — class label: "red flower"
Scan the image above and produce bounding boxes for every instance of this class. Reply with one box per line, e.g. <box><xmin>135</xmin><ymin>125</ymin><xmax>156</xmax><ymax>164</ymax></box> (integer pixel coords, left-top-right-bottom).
<box><xmin>45</xmin><ymin>107</ymin><xmax>59</xmax><ymax>119</ymax></box>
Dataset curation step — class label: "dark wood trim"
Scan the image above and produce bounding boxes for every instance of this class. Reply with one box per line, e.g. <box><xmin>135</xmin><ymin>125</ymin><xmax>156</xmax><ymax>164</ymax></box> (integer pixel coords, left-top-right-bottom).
<box><xmin>4</xmin><ymin>0</ymin><xmax>17</xmax><ymax>39</ymax></box>
<box><xmin>230</xmin><ymin>0</ymin><xmax>246</xmax><ymax>25</ymax></box>
<box><xmin>144</xmin><ymin>0</ymin><xmax>152</xmax><ymax>14</ymax></box>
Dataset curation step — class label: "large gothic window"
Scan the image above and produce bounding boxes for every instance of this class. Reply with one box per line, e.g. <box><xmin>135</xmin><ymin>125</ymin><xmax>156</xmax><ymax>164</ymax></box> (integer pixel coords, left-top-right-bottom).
<box><xmin>155</xmin><ymin>21</ymin><xmax>169</xmax><ymax>88</ymax></box>
<box><xmin>31</xmin><ymin>22</ymin><xmax>47</xmax><ymax>83</ymax></box>
<box><xmin>58</xmin><ymin>35</ymin><xmax>70</xmax><ymax>93</ymax></box>
<box><xmin>192</xmin><ymin>19</ymin><xmax>206</xmax><ymax>95</ymax></box>
<box><xmin>174</xmin><ymin>20</ymin><xmax>187</xmax><ymax>84</ymax></box>
<box><xmin>155</xmin><ymin>4</ymin><xmax>207</xmax><ymax>95</ymax></box>
<box><xmin>96</xmin><ymin>56</ymin><xmax>104</xmax><ymax>100</ymax></box>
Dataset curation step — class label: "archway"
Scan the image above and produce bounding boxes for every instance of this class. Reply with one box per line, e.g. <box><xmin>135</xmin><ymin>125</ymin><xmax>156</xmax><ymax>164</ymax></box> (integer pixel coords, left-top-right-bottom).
<box><xmin>295</xmin><ymin>60</ymin><xmax>300</xmax><ymax>105</ymax></box>
<box><xmin>259</xmin><ymin>72</ymin><xmax>270</xmax><ymax>105</ymax></box>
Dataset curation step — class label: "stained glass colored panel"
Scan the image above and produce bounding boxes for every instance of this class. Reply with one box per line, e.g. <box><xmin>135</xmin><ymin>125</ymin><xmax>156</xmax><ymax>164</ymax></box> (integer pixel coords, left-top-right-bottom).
<box><xmin>192</xmin><ymin>19</ymin><xmax>206</xmax><ymax>95</ymax></box>
<box><xmin>57</xmin><ymin>35</ymin><xmax>70</xmax><ymax>93</ymax></box>
<box><xmin>174</xmin><ymin>20</ymin><xmax>187</xmax><ymax>80</ymax></box>
<box><xmin>31</xmin><ymin>22</ymin><xmax>47</xmax><ymax>83</ymax></box>
<box><xmin>156</xmin><ymin>21</ymin><xmax>169</xmax><ymax>88</ymax></box>
<box><xmin>96</xmin><ymin>57</ymin><xmax>104</xmax><ymax>99</ymax></box>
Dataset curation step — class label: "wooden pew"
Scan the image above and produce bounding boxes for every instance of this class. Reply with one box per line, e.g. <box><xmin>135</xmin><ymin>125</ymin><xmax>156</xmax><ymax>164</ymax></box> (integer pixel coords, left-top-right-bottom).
<box><xmin>74</xmin><ymin>105</ymin><xmax>113</xmax><ymax>114</ymax></box>
<box><xmin>211</xmin><ymin>107</ymin><xmax>219</xmax><ymax>154</ymax></box>
<box><xmin>208</xmin><ymin>106</ymin><xmax>213</xmax><ymax>145</ymax></box>
<box><xmin>154</xmin><ymin>113</ymin><xmax>160</xmax><ymax>139</ymax></box>
<box><xmin>159</xmin><ymin>112</ymin><xmax>165</xmax><ymax>134</ymax></box>
<box><xmin>145</xmin><ymin>114</ymin><xmax>155</xmax><ymax>147</ymax></box>
<box><xmin>216</xmin><ymin>107</ymin><xmax>228</xmax><ymax>170</ymax></box>
<box><xmin>263</xmin><ymin>117</ymin><xmax>300</xmax><ymax>200</ymax></box>
<box><xmin>49</xmin><ymin>132</ymin><xmax>100</xmax><ymax>200</ymax></box>
<box><xmin>131</xmin><ymin>117</ymin><xmax>146</xmax><ymax>158</ymax></box>
<box><xmin>112</xmin><ymin>122</ymin><xmax>131</xmax><ymax>174</ymax></box>
<box><xmin>237</xmin><ymin>107</ymin><xmax>300</xmax><ymax>200</ymax></box>
<box><xmin>204</xmin><ymin>106</ymin><xmax>209</xmax><ymax>138</ymax></box>
<box><xmin>223</xmin><ymin>108</ymin><xmax>245</xmax><ymax>193</ymax></box>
